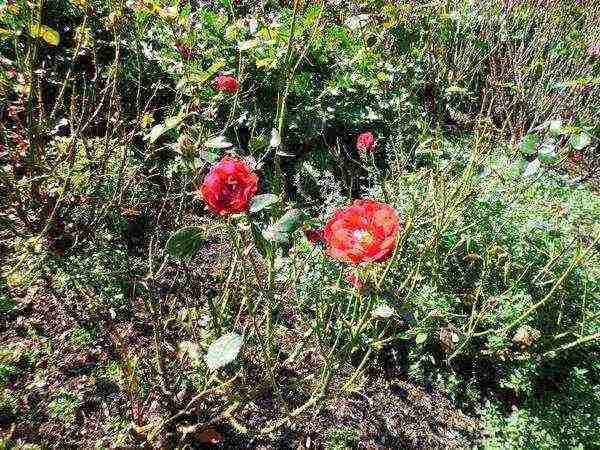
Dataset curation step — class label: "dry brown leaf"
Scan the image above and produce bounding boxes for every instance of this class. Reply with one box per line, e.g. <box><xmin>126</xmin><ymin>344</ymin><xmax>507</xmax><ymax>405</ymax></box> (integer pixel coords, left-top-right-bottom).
<box><xmin>197</xmin><ymin>428</ymin><xmax>224</xmax><ymax>445</ymax></box>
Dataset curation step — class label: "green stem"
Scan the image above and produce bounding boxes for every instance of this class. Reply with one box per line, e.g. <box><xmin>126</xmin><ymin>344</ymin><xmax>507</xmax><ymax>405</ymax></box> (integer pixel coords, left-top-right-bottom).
<box><xmin>225</xmin><ymin>222</ymin><xmax>287</xmax><ymax>411</ymax></box>
<box><xmin>475</xmin><ymin>230</ymin><xmax>600</xmax><ymax>338</ymax></box>
<box><xmin>544</xmin><ymin>332</ymin><xmax>600</xmax><ymax>359</ymax></box>
<box><xmin>207</xmin><ymin>293</ymin><xmax>222</xmax><ymax>336</ymax></box>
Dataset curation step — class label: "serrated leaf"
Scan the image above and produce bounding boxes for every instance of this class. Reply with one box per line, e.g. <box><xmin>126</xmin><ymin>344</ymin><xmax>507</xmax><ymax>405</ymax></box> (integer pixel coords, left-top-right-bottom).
<box><xmin>204</xmin><ymin>135</ymin><xmax>232</xmax><ymax>149</ymax></box>
<box><xmin>238</xmin><ymin>39</ymin><xmax>258</xmax><ymax>50</ymax></box>
<box><xmin>225</xmin><ymin>23</ymin><xmax>240</xmax><ymax>41</ymax></box>
<box><xmin>205</xmin><ymin>59</ymin><xmax>226</xmax><ymax>78</ymax></box>
<box><xmin>166</xmin><ymin>226</ymin><xmax>204</xmax><ymax>259</ymax></box>
<box><xmin>372</xmin><ymin>304</ymin><xmax>394</xmax><ymax>318</ymax></box>
<box><xmin>519</xmin><ymin>133</ymin><xmax>539</xmax><ymax>156</ymax></box>
<box><xmin>176</xmin><ymin>59</ymin><xmax>226</xmax><ymax>90</ymax></box>
<box><xmin>569</xmin><ymin>132</ymin><xmax>591</xmax><ymax>150</ymax></box>
<box><xmin>144</xmin><ymin>124</ymin><xmax>166</xmax><ymax>143</ymax></box>
<box><xmin>263</xmin><ymin>209</ymin><xmax>304</xmax><ymax>243</ymax></box>
<box><xmin>143</xmin><ymin>113</ymin><xmax>185</xmax><ymax>144</ymax></box>
<box><xmin>249</xmin><ymin>194</ymin><xmax>279</xmax><ymax>213</ymax></box>
<box><xmin>445</xmin><ymin>85</ymin><xmax>469</xmax><ymax>95</ymax></box>
<box><xmin>548</xmin><ymin>119</ymin><xmax>562</xmax><ymax>136</ymax></box>
<box><xmin>538</xmin><ymin>142</ymin><xmax>558</xmax><ymax>164</ymax></box>
<box><xmin>522</xmin><ymin>158</ymin><xmax>541</xmax><ymax>178</ymax></box>
<box><xmin>0</xmin><ymin>28</ymin><xmax>11</xmax><ymax>36</ymax></box>
<box><xmin>164</xmin><ymin>114</ymin><xmax>185</xmax><ymax>129</ymax></box>
<box><xmin>256</xmin><ymin>58</ymin><xmax>274</xmax><ymax>68</ymax></box>
<box><xmin>415</xmin><ymin>333</ymin><xmax>428</xmax><ymax>344</ymax></box>
<box><xmin>204</xmin><ymin>333</ymin><xmax>242</xmax><ymax>371</ymax></box>
<box><xmin>270</xmin><ymin>128</ymin><xmax>281</xmax><ymax>147</ymax></box>
<box><xmin>29</xmin><ymin>24</ymin><xmax>60</xmax><ymax>46</ymax></box>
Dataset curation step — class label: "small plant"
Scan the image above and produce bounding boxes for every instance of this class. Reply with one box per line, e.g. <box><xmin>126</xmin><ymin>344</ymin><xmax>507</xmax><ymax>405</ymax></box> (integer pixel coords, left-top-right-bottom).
<box><xmin>48</xmin><ymin>392</ymin><xmax>82</xmax><ymax>424</ymax></box>
<box><xmin>68</xmin><ymin>326</ymin><xmax>98</xmax><ymax>347</ymax></box>
<box><xmin>326</xmin><ymin>426</ymin><xmax>360</xmax><ymax>450</ymax></box>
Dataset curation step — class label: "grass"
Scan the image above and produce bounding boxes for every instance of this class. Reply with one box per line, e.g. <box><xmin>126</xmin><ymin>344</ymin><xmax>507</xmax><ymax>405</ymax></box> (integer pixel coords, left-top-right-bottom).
<box><xmin>1</xmin><ymin>0</ymin><xmax>599</xmax><ymax>447</ymax></box>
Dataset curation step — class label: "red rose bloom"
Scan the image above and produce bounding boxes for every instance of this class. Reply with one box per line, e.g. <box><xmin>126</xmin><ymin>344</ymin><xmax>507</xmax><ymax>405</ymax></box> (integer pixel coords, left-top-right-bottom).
<box><xmin>213</xmin><ymin>75</ymin><xmax>239</xmax><ymax>93</ymax></box>
<box><xmin>324</xmin><ymin>200</ymin><xmax>400</xmax><ymax>264</ymax></box>
<box><xmin>356</xmin><ymin>131</ymin><xmax>375</xmax><ymax>153</ymax></box>
<box><xmin>200</xmin><ymin>156</ymin><xmax>258</xmax><ymax>215</ymax></box>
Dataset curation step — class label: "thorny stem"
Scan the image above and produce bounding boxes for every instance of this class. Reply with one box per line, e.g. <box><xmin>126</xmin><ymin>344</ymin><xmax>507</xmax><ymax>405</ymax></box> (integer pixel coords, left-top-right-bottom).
<box><xmin>474</xmin><ymin>230</ymin><xmax>600</xmax><ymax>338</ymax></box>
<box><xmin>225</xmin><ymin>221</ymin><xmax>288</xmax><ymax>412</ymax></box>
<box><xmin>146</xmin><ymin>236</ymin><xmax>170</xmax><ymax>398</ymax></box>
<box><xmin>544</xmin><ymin>332</ymin><xmax>600</xmax><ymax>358</ymax></box>
<box><xmin>340</xmin><ymin>311</ymin><xmax>388</xmax><ymax>392</ymax></box>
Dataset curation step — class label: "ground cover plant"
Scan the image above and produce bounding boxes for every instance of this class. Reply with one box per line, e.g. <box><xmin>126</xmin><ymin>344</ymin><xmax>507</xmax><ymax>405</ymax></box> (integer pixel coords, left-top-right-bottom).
<box><xmin>1</xmin><ymin>0</ymin><xmax>600</xmax><ymax>448</ymax></box>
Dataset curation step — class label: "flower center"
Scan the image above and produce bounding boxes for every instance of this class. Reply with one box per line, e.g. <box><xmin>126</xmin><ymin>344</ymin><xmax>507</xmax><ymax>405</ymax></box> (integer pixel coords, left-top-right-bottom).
<box><xmin>353</xmin><ymin>229</ymin><xmax>374</xmax><ymax>246</ymax></box>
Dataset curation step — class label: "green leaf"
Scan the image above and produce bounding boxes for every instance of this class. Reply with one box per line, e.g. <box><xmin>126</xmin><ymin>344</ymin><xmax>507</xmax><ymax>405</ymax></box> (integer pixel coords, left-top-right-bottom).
<box><xmin>507</xmin><ymin>159</ymin><xmax>527</xmax><ymax>179</ymax></box>
<box><xmin>522</xmin><ymin>158</ymin><xmax>541</xmax><ymax>178</ymax></box>
<box><xmin>29</xmin><ymin>24</ymin><xmax>60</xmax><ymax>46</ymax></box>
<box><xmin>238</xmin><ymin>39</ymin><xmax>258</xmax><ymax>50</ymax></box>
<box><xmin>538</xmin><ymin>142</ymin><xmax>558</xmax><ymax>164</ymax></box>
<box><xmin>0</xmin><ymin>216</ymin><xmax>18</xmax><ymax>233</ymax></box>
<box><xmin>204</xmin><ymin>333</ymin><xmax>242</xmax><ymax>371</ymax></box>
<box><xmin>144</xmin><ymin>124</ymin><xmax>166</xmax><ymax>143</ymax></box>
<box><xmin>225</xmin><ymin>23</ymin><xmax>240</xmax><ymax>41</ymax></box>
<box><xmin>372</xmin><ymin>304</ymin><xmax>395</xmax><ymax>318</ymax></box>
<box><xmin>255</xmin><ymin>58</ymin><xmax>274</xmax><ymax>68</ymax></box>
<box><xmin>250</xmin><ymin>222</ymin><xmax>270</xmax><ymax>257</ymax></box>
<box><xmin>166</xmin><ymin>226</ymin><xmax>204</xmax><ymax>259</ymax></box>
<box><xmin>0</xmin><ymin>28</ymin><xmax>15</xmax><ymax>39</ymax></box>
<box><xmin>249</xmin><ymin>194</ymin><xmax>279</xmax><ymax>213</ymax></box>
<box><xmin>415</xmin><ymin>333</ymin><xmax>428</xmax><ymax>345</ymax></box>
<box><xmin>569</xmin><ymin>132</ymin><xmax>591</xmax><ymax>150</ymax></box>
<box><xmin>445</xmin><ymin>85</ymin><xmax>469</xmax><ymax>95</ymax></box>
<box><xmin>198</xmin><ymin>150</ymin><xmax>220</xmax><ymax>163</ymax></box>
<box><xmin>548</xmin><ymin>119</ymin><xmax>563</xmax><ymax>137</ymax></box>
<box><xmin>519</xmin><ymin>133</ymin><xmax>539</xmax><ymax>156</ymax></box>
<box><xmin>144</xmin><ymin>113</ymin><xmax>185</xmax><ymax>144</ymax></box>
<box><xmin>176</xmin><ymin>59</ymin><xmax>226</xmax><ymax>90</ymax></box>
<box><xmin>263</xmin><ymin>209</ymin><xmax>304</xmax><ymax>243</ymax></box>
<box><xmin>164</xmin><ymin>114</ymin><xmax>185</xmax><ymax>129</ymax></box>
<box><xmin>204</xmin><ymin>135</ymin><xmax>232</xmax><ymax>149</ymax></box>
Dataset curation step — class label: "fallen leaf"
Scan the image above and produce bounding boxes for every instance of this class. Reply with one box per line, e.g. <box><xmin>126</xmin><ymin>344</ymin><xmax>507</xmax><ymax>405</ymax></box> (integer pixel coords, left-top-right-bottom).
<box><xmin>197</xmin><ymin>428</ymin><xmax>224</xmax><ymax>444</ymax></box>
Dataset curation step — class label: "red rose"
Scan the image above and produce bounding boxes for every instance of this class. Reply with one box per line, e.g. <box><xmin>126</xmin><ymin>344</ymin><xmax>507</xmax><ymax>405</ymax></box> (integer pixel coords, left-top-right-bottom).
<box><xmin>324</xmin><ymin>200</ymin><xmax>400</xmax><ymax>263</ymax></box>
<box><xmin>213</xmin><ymin>75</ymin><xmax>239</xmax><ymax>93</ymax></box>
<box><xmin>200</xmin><ymin>156</ymin><xmax>258</xmax><ymax>215</ymax></box>
<box><xmin>356</xmin><ymin>131</ymin><xmax>375</xmax><ymax>153</ymax></box>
